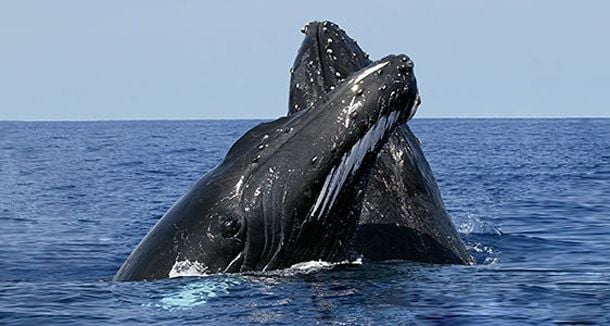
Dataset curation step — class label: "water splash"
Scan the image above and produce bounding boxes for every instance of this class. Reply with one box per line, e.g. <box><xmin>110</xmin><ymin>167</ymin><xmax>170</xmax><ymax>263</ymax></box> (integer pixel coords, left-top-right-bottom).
<box><xmin>456</xmin><ymin>214</ymin><xmax>504</xmax><ymax>264</ymax></box>
<box><xmin>287</xmin><ymin>258</ymin><xmax>362</xmax><ymax>274</ymax></box>
<box><xmin>254</xmin><ymin>258</ymin><xmax>363</xmax><ymax>277</ymax></box>
<box><xmin>458</xmin><ymin>213</ymin><xmax>503</xmax><ymax>235</ymax></box>
<box><xmin>467</xmin><ymin>241</ymin><xmax>501</xmax><ymax>265</ymax></box>
<box><xmin>169</xmin><ymin>260</ymin><xmax>208</xmax><ymax>278</ymax></box>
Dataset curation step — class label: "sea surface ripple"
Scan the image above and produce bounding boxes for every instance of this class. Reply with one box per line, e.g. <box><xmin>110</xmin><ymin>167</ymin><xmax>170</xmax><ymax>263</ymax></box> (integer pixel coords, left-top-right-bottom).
<box><xmin>1</xmin><ymin>119</ymin><xmax>609</xmax><ymax>324</ymax></box>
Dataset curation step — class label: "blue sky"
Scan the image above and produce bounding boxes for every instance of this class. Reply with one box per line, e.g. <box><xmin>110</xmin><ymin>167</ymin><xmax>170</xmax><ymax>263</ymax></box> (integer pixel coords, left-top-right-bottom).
<box><xmin>0</xmin><ymin>1</ymin><xmax>608</xmax><ymax>120</ymax></box>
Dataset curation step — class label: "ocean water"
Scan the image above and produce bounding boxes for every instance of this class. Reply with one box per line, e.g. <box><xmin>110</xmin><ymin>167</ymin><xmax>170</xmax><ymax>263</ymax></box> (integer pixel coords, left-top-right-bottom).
<box><xmin>1</xmin><ymin>119</ymin><xmax>609</xmax><ymax>325</ymax></box>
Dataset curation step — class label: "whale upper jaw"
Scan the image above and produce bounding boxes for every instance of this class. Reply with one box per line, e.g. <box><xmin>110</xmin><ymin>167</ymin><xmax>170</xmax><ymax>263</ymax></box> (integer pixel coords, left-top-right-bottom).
<box><xmin>290</xmin><ymin>21</ymin><xmax>420</xmax><ymax>122</ymax></box>
<box><xmin>289</xmin><ymin>21</ymin><xmax>370</xmax><ymax>114</ymax></box>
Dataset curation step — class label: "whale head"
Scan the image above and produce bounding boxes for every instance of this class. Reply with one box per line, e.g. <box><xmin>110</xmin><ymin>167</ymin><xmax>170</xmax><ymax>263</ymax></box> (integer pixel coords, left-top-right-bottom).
<box><xmin>290</xmin><ymin>21</ymin><xmax>370</xmax><ymax>114</ymax></box>
<box><xmin>289</xmin><ymin>21</ymin><xmax>421</xmax><ymax>121</ymax></box>
<box><xmin>217</xmin><ymin>54</ymin><xmax>421</xmax><ymax>273</ymax></box>
<box><xmin>114</xmin><ymin>54</ymin><xmax>420</xmax><ymax>281</ymax></box>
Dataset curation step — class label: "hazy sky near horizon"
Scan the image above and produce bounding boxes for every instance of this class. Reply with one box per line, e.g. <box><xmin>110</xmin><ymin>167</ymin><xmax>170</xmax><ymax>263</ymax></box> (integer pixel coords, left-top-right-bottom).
<box><xmin>1</xmin><ymin>1</ymin><xmax>608</xmax><ymax>120</ymax></box>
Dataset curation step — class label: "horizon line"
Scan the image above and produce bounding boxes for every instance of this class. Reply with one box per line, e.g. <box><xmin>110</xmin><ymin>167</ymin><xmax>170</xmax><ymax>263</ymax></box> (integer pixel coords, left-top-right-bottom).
<box><xmin>1</xmin><ymin>116</ymin><xmax>609</xmax><ymax>122</ymax></box>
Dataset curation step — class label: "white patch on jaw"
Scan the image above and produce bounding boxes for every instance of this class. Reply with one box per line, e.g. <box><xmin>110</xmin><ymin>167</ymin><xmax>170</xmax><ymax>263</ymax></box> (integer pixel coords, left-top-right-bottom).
<box><xmin>169</xmin><ymin>259</ymin><xmax>209</xmax><ymax>278</ymax></box>
<box><xmin>311</xmin><ymin>166</ymin><xmax>335</xmax><ymax>217</ymax></box>
<box><xmin>234</xmin><ymin>176</ymin><xmax>245</xmax><ymax>195</ymax></box>
<box><xmin>310</xmin><ymin>110</ymin><xmax>401</xmax><ymax>219</ymax></box>
<box><xmin>343</xmin><ymin>96</ymin><xmax>363</xmax><ymax>128</ymax></box>
<box><xmin>352</xmin><ymin>61</ymin><xmax>389</xmax><ymax>85</ymax></box>
<box><xmin>391</xmin><ymin>146</ymin><xmax>404</xmax><ymax>162</ymax></box>
<box><xmin>253</xmin><ymin>185</ymin><xmax>263</xmax><ymax>198</ymax></box>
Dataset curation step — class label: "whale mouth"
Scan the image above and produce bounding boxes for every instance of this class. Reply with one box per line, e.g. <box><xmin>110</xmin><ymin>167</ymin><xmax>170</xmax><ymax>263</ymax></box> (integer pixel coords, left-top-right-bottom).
<box><xmin>310</xmin><ymin>109</ymin><xmax>403</xmax><ymax>219</ymax></box>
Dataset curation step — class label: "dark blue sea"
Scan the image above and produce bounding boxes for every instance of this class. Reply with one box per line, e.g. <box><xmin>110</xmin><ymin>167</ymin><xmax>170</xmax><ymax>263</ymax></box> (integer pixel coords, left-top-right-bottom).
<box><xmin>1</xmin><ymin>119</ymin><xmax>609</xmax><ymax>325</ymax></box>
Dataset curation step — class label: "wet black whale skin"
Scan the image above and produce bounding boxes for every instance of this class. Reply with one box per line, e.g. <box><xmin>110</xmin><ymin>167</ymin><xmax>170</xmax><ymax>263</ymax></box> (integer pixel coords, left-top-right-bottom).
<box><xmin>289</xmin><ymin>21</ymin><xmax>472</xmax><ymax>264</ymax></box>
<box><xmin>114</xmin><ymin>53</ymin><xmax>420</xmax><ymax>281</ymax></box>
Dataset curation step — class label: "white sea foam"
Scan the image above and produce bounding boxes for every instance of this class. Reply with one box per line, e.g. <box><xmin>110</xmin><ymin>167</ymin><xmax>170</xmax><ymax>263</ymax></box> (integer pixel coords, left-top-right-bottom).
<box><xmin>169</xmin><ymin>259</ymin><xmax>209</xmax><ymax>278</ymax></box>
<box><xmin>284</xmin><ymin>258</ymin><xmax>363</xmax><ymax>274</ymax></box>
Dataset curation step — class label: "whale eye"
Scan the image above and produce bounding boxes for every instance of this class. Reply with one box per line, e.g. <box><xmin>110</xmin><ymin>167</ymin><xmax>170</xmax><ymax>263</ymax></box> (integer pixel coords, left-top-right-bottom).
<box><xmin>222</xmin><ymin>219</ymin><xmax>241</xmax><ymax>238</ymax></box>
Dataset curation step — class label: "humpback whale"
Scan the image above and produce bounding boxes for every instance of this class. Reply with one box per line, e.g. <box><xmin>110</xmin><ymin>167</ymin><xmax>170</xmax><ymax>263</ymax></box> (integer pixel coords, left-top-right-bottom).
<box><xmin>114</xmin><ymin>54</ymin><xmax>420</xmax><ymax>281</ymax></box>
<box><xmin>289</xmin><ymin>21</ymin><xmax>473</xmax><ymax>264</ymax></box>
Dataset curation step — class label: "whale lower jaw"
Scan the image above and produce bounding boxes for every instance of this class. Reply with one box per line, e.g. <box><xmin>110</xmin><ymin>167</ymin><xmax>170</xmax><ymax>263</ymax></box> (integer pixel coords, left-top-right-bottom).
<box><xmin>310</xmin><ymin>110</ymin><xmax>402</xmax><ymax>219</ymax></box>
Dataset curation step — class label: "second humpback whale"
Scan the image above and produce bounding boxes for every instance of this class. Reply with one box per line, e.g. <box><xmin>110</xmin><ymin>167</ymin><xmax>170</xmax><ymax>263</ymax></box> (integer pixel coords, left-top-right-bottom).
<box><xmin>289</xmin><ymin>21</ymin><xmax>473</xmax><ymax>264</ymax></box>
<box><xmin>114</xmin><ymin>54</ymin><xmax>420</xmax><ymax>281</ymax></box>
